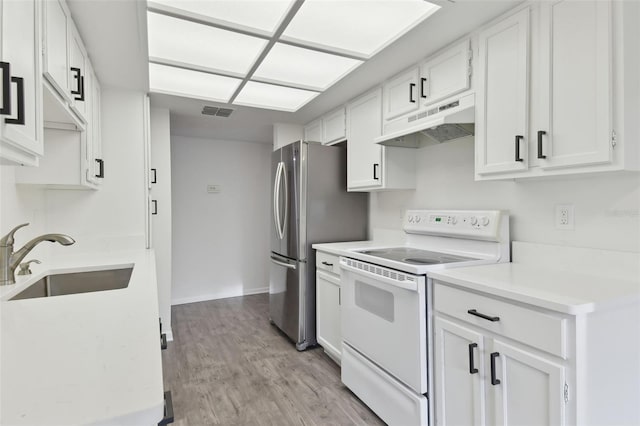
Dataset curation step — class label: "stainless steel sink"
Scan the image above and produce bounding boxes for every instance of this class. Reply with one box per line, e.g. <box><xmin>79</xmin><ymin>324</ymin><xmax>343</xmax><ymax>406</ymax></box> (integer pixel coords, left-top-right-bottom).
<box><xmin>10</xmin><ymin>267</ymin><xmax>133</xmax><ymax>300</ymax></box>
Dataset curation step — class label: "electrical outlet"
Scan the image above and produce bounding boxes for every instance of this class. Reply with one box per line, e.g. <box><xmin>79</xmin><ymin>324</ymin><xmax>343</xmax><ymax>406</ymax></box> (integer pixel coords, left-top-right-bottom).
<box><xmin>555</xmin><ymin>204</ymin><xmax>574</xmax><ymax>230</ymax></box>
<box><xmin>207</xmin><ymin>184</ymin><xmax>221</xmax><ymax>193</ymax></box>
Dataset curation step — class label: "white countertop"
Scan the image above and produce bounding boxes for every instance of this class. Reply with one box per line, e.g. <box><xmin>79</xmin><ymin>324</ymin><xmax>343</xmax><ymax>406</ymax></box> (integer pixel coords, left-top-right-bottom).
<box><xmin>429</xmin><ymin>261</ymin><xmax>640</xmax><ymax>315</ymax></box>
<box><xmin>0</xmin><ymin>249</ymin><xmax>164</xmax><ymax>425</ymax></box>
<box><xmin>312</xmin><ymin>241</ymin><xmax>387</xmax><ymax>257</ymax></box>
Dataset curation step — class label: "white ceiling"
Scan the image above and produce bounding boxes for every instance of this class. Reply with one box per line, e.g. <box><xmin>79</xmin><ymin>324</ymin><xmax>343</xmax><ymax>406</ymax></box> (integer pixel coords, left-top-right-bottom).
<box><xmin>67</xmin><ymin>0</ymin><xmax>522</xmax><ymax>144</ymax></box>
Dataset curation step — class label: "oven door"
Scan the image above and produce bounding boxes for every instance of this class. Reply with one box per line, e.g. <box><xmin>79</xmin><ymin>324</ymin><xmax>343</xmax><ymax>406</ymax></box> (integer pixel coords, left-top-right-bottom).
<box><xmin>340</xmin><ymin>257</ymin><xmax>427</xmax><ymax>394</ymax></box>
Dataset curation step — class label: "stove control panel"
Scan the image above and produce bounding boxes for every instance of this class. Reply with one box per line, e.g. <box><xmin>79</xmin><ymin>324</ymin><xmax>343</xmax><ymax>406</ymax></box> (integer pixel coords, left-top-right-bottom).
<box><xmin>404</xmin><ymin>210</ymin><xmax>504</xmax><ymax>241</ymax></box>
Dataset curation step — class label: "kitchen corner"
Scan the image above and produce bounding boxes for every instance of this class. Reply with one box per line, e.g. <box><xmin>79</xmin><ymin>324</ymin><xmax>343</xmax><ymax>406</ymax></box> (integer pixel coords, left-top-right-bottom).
<box><xmin>0</xmin><ymin>249</ymin><xmax>165</xmax><ymax>425</ymax></box>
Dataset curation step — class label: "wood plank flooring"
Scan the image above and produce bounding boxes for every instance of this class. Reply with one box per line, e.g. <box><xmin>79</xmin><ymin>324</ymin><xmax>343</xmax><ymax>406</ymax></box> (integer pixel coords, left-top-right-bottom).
<box><xmin>162</xmin><ymin>294</ymin><xmax>385</xmax><ymax>426</ymax></box>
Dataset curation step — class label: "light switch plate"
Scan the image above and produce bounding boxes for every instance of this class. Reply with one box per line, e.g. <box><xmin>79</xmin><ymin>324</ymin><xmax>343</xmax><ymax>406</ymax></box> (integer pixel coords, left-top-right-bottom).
<box><xmin>207</xmin><ymin>184</ymin><xmax>221</xmax><ymax>193</ymax></box>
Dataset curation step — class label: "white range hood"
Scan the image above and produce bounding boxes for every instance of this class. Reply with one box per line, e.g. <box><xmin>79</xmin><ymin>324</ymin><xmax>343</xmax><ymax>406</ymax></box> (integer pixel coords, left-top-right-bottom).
<box><xmin>375</xmin><ymin>93</ymin><xmax>475</xmax><ymax>148</ymax></box>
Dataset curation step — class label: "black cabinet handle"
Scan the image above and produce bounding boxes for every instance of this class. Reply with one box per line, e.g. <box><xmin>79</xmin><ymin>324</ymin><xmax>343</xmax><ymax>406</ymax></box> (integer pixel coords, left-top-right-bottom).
<box><xmin>70</xmin><ymin>67</ymin><xmax>85</xmax><ymax>101</ymax></box>
<box><xmin>514</xmin><ymin>135</ymin><xmax>524</xmax><ymax>162</ymax></box>
<box><xmin>152</xmin><ymin>200</ymin><xmax>158</xmax><ymax>215</ymax></box>
<box><xmin>467</xmin><ymin>309</ymin><xmax>500</xmax><ymax>322</ymax></box>
<box><xmin>420</xmin><ymin>77</ymin><xmax>427</xmax><ymax>98</ymax></box>
<box><xmin>321</xmin><ymin>261</ymin><xmax>333</xmax><ymax>267</ymax></box>
<box><xmin>537</xmin><ymin>130</ymin><xmax>547</xmax><ymax>159</ymax></box>
<box><xmin>338</xmin><ymin>287</ymin><xmax>341</xmax><ymax>306</ymax></box>
<box><xmin>490</xmin><ymin>352</ymin><xmax>501</xmax><ymax>385</ymax></box>
<box><xmin>409</xmin><ymin>83</ymin><xmax>416</xmax><ymax>103</ymax></box>
<box><xmin>151</xmin><ymin>168</ymin><xmax>157</xmax><ymax>184</ymax></box>
<box><xmin>5</xmin><ymin>77</ymin><xmax>24</xmax><ymax>125</ymax></box>
<box><xmin>373</xmin><ymin>163</ymin><xmax>379</xmax><ymax>180</ymax></box>
<box><xmin>158</xmin><ymin>391</ymin><xmax>174</xmax><ymax>425</ymax></box>
<box><xmin>95</xmin><ymin>159</ymin><xmax>104</xmax><ymax>178</ymax></box>
<box><xmin>0</xmin><ymin>61</ymin><xmax>11</xmax><ymax>116</ymax></box>
<box><xmin>161</xmin><ymin>333</ymin><xmax>168</xmax><ymax>350</ymax></box>
<box><xmin>468</xmin><ymin>343</ymin><xmax>478</xmax><ymax>374</ymax></box>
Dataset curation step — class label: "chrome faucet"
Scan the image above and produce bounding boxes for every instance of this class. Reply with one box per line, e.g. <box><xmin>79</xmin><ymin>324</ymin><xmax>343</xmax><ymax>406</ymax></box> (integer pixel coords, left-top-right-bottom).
<box><xmin>0</xmin><ymin>223</ymin><xmax>75</xmax><ymax>285</ymax></box>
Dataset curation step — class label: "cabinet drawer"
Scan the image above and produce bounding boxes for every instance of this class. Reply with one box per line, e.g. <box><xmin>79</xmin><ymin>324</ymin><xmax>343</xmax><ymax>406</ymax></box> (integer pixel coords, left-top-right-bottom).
<box><xmin>434</xmin><ymin>282</ymin><xmax>567</xmax><ymax>359</ymax></box>
<box><xmin>316</xmin><ymin>251</ymin><xmax>339</xmax><ymax>275</ymax></box>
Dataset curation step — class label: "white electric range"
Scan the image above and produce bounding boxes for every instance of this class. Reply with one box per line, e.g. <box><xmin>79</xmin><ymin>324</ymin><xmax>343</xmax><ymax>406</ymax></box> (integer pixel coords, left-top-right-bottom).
<box><xmin>339</xmin><ymin>210</ymin><xmax>510</xmax><ymax>426</ymax></box>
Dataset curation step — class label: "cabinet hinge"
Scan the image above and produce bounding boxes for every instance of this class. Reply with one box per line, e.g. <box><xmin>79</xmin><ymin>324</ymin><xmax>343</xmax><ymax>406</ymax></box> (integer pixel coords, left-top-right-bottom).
<box><xmin>564</xmin><ymin>383</ymin><xmax>569</xmax><ymax>404</ymax></box>
<box><xmin>611</xmin><ymin>130</ymin><xmax>617</xmax><ymax>148</ymax></box>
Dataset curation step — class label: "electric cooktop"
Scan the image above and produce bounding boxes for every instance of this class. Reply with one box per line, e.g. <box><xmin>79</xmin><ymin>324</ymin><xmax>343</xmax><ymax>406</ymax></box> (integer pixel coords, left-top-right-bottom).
<box><xmin>357</xmin><ymin>247</ymin><xmax>477</xmax><ymax>265</ymax></box>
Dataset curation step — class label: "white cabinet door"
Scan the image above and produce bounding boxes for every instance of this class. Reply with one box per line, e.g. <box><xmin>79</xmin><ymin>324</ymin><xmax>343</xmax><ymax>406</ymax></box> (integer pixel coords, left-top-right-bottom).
<box><xmin>88</xmin><ymin>66</ymin><xmax>103</xmax><ymax>185</ymax></box>
<box><xmin>0</xmin><ymin>0</ymin><xmax>43</xmax><ymax>165</ymax></box>
<box><xmin>303</xmin><ymin>118</ymin><xmax>322</xmax><ymax>143</ymax></box>
<box><xmin>69</xmin><ymin>23</ymin><xmax>88</xmax><ymax>123</ymax></box>
<box><xmin>535</xmin><ymin>0</ymin><xmax>612</xmax><ymax>169</ymax></box>
<box><xmin>475</xmin><ymin>8</ymin><xmax>530</xmax><ymax>175</ymax></box>
<box><xmin>43</xmin><ymin>0</ymin><xmax>71</xmax><ymax>102</ymax></box>
<box><xmin>434</xmin><ymin>317</ymin><xmax>486</xmax><ymax>426</ymax></box>
<box><xmin>383</xmin><ymin>67</ymin><xmax>420</xmax><ymax>121</ymax></box>
<box><xmin>316</xmin><ymin>270</ymin><xmax>341</xmax><ymax>362</ymax></box>
<box><xmin>322</xmin><ymin>107</ymin><xmax>346</xmax><ymax>145</ymax></box>
<box><xmin>421</xmin><ymin>39</ymin><xmax>471</xmax><ymax>107</ymax></box>
<box><xmin>347</xmin><ymin>87</ymin><xmax>383</xmax><ymax>190</ymax></box>
<box><xmin>491</xmin><ymin>339</ymin><xmax>566</xmax><ymax>426</ymax></box>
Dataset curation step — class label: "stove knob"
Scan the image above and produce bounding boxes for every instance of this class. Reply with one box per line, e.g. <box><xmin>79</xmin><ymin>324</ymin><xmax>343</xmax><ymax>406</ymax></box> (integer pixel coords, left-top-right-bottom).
<box><xmin>451</xmin><ymin>216</ymin><xmax>458</xmax><ymax>225</ymax></box>
<box><xmin>480</xmin><ymin>216</ymin><xmax>490</xmax><ymax>226</ymax></box>
<box><xmin>415</xmin><ymin>216</ymin><xmax>421</xmax><ymax>223</ymax></box>
<box><xmin>470</xmin><ymin>216</ymin><xmax>478</xmax><ymax>226</ymax></box>
<box><xmin>408</xmin><ymin>215</ymin><xmax>414</xmax><ymax>223</ymax></box>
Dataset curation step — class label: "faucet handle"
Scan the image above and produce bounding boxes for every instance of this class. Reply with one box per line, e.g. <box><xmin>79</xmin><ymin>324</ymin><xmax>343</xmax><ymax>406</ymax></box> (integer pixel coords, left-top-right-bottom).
<box><xmin>0</xmin><ymin>223</ymin><xmax>29</xmax><ymax>247</ymax></box>
<box><xmin>17</xmin><ymin>259</ymin><xmax>41</xmax><ymax>276</ymax></box>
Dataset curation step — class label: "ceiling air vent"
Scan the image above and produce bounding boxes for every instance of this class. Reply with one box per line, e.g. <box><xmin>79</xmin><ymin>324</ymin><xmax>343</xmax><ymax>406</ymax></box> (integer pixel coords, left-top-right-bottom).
<box><xmin>202</xmin><ymin>106</ymin><xmax>234</xmax><ymax>117</ymax></box>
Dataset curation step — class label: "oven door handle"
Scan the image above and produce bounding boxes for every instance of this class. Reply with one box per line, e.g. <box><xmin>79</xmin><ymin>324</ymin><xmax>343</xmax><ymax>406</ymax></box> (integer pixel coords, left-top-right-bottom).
<box><xmin>340</xmin><ymin>259</ymin><xmax>418</xmax><ymax>292</ymax></box>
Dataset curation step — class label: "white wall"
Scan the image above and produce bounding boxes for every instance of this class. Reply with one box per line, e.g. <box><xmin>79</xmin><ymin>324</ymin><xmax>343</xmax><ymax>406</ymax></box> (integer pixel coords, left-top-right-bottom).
<box><xmin>0</xmin><ymin>88</ymin><xmax>148</xmax><ymax>262</ymax></box>
<box><xmin>370</xmin><ymin>137</ymin><xmax>640</xmax><ymax>252</ymax></box>
<box><xmin>171</xmin><ymin>136</ymin><xmax>271</xmax><ymax>304</ymax></box>
<box><xmin>150</xmin><ymin>107</ymin><xmax>173</xmax><ymax>338</ymax></box>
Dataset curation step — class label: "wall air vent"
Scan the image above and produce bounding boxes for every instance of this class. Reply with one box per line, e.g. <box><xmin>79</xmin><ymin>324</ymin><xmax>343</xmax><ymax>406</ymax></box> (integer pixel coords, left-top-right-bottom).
<box><xmin>202</xmin><ymin>106</ymin><xmax>234</xmax><ymax>117</ymax></box>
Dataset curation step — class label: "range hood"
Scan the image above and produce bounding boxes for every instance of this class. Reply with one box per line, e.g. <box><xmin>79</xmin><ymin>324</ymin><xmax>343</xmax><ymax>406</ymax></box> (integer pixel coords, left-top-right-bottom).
<box><xmin>375</xmin><ymin>93</ymin><xmax>475</xmax><ymax>148</ymax></box>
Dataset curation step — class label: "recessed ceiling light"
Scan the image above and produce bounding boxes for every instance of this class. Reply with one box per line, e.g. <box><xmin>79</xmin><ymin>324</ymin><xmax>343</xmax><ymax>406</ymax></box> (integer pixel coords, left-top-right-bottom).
<box><xmin>233</xmin><ymin>81</ymin><xmax>319</xmax><ymax>112</ymax></box>
<box><xmin>149</xmin><ymin>63</ymin><xmax>241</xmax><ymax>103</ymax></box>
<box><xmin>253</xmin><ymin>43</ymin><xmax>363</xmax><ymax>91</ymax></box>
<box><xmin>281</xmin><ymin>0</ymin><xmax>441</xmax><ymax>57</ymax></box>
<box><xmin>147</xmin><ymin>11</ymin><xmax>267</xmax><ymax>75</ymax></box>
<box><xmin>148</xmin><ymin>0</ymin><xmax>295</xmax><ymax>34</ymax></box>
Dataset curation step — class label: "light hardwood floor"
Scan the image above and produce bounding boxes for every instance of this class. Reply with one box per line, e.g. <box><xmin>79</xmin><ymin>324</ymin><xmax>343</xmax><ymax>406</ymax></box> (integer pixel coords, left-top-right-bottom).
<box><xmin>162</xmin><ymin>294</ymin><xmax>385</xmax><ymax>426</ymax></box>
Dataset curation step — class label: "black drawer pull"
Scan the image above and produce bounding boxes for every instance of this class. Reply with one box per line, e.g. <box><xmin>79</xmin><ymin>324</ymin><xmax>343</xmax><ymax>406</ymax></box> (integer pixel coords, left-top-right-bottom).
<box><xmin>95</xmin><ymin>159</ymin><xmax>104</xmax><ymax>178</ymax></box>
<box><xmin>321</xmin><ymin>261</ymin><xmax>333</xmax><ymax>267</ymax></box>
<box><xmin>537</xmin><ymin>130</ymin><xmax>547</xmax><ymax>159</ymax></box>
<box><xmin>467</xmin><ymin>309</ymin><xmax>500</xmax><ymax>322</ymax></box>
<box><xmin>468</xmin><ymin>343</ymin><xmax>478</xmax><ymax>374</ymax></box>
<box><xmin>0</xmin><ymin>61</ymin><xmax>11</xmax><ymax>116</ymax></box>
<box><xmin>5</xmin><ymin>77</ymin><xmax>24</xmax><ymax>125</ymax></box>
<box><xmin>514</xmin><ymin>135</ymin><xmax>524</xmax><ymax>162</ymax></box>
<box><xmin>161</xmin><ymin>333</ymin><xmax>168</xmax><ymax>350</ymax></box>
<box><xmin>490</xmin><ymin>352</ymin><xmax>501</xmax><ymax>385</ymax></box>
<box><xmin>158</xmin><ymin>391</ymin><xmax>174</xmax><ymax>425</ymax></box>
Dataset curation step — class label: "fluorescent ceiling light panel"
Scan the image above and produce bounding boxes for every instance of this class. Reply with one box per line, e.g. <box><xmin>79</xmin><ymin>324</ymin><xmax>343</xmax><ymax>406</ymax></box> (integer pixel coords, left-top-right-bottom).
<box><xmin>149</xmin><ymin>63</ymin><xmax>241</xmax><ymax>102</ymax></box>
<box><xmin>234</xmin><ymin>81</ymin><xmax>319</xmax><ymax>112</ymax></box>
<box><xmin>282</xmin><ymin>0</ymin><xmax>441</xmax><ymax>57</ymax></box>
<box><xmin>149</xmin><ymin>0</ymin><xmax>294</xmax><ymax>34</ymax></box>
<box><xmin>253</xmin><ymin>43</ymin><xmax>363</xmax><ymax>90</ymax></box>
<box><xmin>147</xmin><ymin>12</ymin><xmax>267</xmax><ymax>75</ymax></box>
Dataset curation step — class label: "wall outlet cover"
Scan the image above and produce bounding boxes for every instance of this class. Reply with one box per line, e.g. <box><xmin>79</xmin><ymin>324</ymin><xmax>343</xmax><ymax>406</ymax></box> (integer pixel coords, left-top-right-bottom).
<box><xmin>207</xmin><ymin>184</ymin><xmax>221</xmax><ymax>193</ymax></box>
<box><xmin>555</xmin><ymin>204</ymin><xmax>574</xmax><ymax>230</ymax></box>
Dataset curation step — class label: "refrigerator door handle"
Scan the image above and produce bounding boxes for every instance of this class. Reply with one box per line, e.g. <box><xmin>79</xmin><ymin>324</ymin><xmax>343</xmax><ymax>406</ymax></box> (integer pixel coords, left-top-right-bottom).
<box><xmin>273</xmin><ymin>162</ymin><xmax>283</xmax><ymax>239</ymax></box>
<box><xmin>270</xmin><ymin>255</ymin><xmax>297</xmax><ymax>270</ymax></box>
<box><xmin>280</xmin><ymin>161</ymin><xmax>288</xmax><ymax>240</ymax></box>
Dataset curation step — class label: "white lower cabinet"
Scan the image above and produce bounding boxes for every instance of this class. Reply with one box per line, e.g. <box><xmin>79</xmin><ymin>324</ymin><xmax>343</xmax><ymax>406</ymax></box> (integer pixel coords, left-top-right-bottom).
<box><xmin>434</xmin><ymin>283</ymin><xmax>569</xmax><ymax>426</ymax></box>
<box><xmin>315</xmin><ymin>250</ymin><xmax>341</xmax><ymax>363</ymax></box>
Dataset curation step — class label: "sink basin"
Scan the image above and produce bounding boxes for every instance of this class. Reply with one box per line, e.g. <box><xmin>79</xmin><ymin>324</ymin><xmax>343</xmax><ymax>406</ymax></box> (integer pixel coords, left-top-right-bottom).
<box><xmin>10</xmin><ymin>267</ymin><xmax>133</xmax><ymax>300</ymax></box>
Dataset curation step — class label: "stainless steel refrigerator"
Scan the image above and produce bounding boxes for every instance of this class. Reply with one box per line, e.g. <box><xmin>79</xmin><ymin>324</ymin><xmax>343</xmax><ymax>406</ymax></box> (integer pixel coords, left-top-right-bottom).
<box><xmin>270</xmin><ymin>140</ymin><xmax>368</xmax><ymax>351</ymax></box>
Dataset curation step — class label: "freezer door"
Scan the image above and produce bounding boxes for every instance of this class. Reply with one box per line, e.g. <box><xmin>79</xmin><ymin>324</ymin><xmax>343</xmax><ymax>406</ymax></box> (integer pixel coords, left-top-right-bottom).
<box><xmin>269</xmin><ymin>252</ymin><xmax>307</xmax><ymax>348</ymax></box>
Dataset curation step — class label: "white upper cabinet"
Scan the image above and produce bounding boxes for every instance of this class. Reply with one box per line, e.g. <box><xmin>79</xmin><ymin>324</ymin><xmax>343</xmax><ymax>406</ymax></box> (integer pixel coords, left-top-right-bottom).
<box><xmin>43</xmin><ymin>0</ymin><xmax>72</xmax><ymax>102</ymax></box>
<box><xmin>533</xmin><ymin>0</ymin><xmax>612</xmax><ymax>170</ymax></box>
<box><xmin>475</xmin><ymin>8</ymin><xmax>530</xmax><ymax>175</ymax></box>
<box><xmin>419</xmin><ymin>39</ymin><xmax>471</xmax><ymax>107</ymax></box>
<box><xmin>321</xmin><ymin>106</ymin><xmax>346</xmax><ymax>145</ymax></box>
<box><xmin>0</xmin><ymin>0</ymin><xmax>44</xmax><ymax>166</ymax></box>
<box><xmin>382</xmin><ymin>66</ymin><xmax>420</xmax><ymax>122</ymax></box>
<box><xmin>303</xmin><ymin>118</ymin><xmax>322</xmax><ymax>143</ymax></box>
<box><xmin>347</xmin><ymin>88</ymin><xmax>383</xmax><ymax>189</ymax></box>
<box><xmin>68</xmin><ymin>22</ymin><xmax>89</xmax><ymax>123</ymax></box>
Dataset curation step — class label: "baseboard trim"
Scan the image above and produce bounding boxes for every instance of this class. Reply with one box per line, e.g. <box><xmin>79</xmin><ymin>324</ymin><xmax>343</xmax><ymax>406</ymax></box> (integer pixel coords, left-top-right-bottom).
<box><xmin>171</xmin><ymin>287</ymin><xmax>269</xmax><ymax>306</ymax></box>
